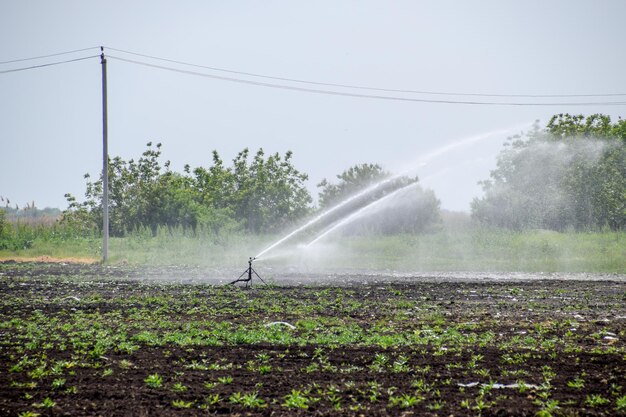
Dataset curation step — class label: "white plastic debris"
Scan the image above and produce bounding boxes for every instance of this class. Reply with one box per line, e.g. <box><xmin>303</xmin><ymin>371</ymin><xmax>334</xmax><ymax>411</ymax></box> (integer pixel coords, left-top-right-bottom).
<box><xmin>264</xmin><ymin>321</ymin><xmax>296</xmax><ymax>329</ymax></box>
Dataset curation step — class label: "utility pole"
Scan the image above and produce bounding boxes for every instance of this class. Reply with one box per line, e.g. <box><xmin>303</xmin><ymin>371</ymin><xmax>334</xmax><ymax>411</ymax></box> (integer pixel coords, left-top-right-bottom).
<box><xmin>101</xmin><ymin>47</ymin><xmax>109</xmax><ymax>262</ymax></box>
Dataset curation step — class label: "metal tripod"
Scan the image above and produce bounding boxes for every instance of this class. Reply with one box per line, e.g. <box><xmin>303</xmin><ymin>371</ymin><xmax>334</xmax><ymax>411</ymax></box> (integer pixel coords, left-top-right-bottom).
<box><xmin>230</xmin><ymin>257</ymin><xmax>266</xmax><ymax>287</ymax></box>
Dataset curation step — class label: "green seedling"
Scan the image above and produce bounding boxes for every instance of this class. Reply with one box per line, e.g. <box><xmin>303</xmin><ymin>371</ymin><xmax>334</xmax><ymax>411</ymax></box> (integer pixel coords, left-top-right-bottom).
<box><xmin>171</xmin><ymin>382</ymin><xmax>187</xmax><ymax>392</ymax></box>
<box><xmin>585</xmin><ymin>394</ymin><xmax>610</xmax><ymax>407</ymax></box>
<box><xmin>34</xmin><ymin>397</ymin><xmax>56</xmax><ymax>409</ymax></box>
<box><xmin>171</xmin><ymin>399</ymin><xmax>193</xmax><ymax>408</ymax></box>
<box><xmin>18</xmin><ymin>412</ymin><xmax>40</xmax><ymax>417</ymax></box>
<box><xmin>283</xmin><ymin>389</ymin><xmax>310</xmax><ymax>409</ymax></box>
<box><xmin>241</xmin><ymin>392</ymin><xmax>266</xmax><ymax>408</ymax></box>
<box><xmin>51</xmin><ymin>378</ymin><xmax>66</xmax><ymax>390</ymax></box>
<box><xmin>567</xmin><ymin>376</ymin><xmax>585</xmax><ymax>390</ymax></box>
<box><xmin>616</xmin><ymin>395</ymin><xmax>626</xmax><ymax>412</ymax></box>
<box><xmin>217</xmin><ymin>376</ymin><xmax>233</xmax><ymax>385</ymax></box>
<box><xmin>144</xmin><ymin>373</ymin><xmax>163</xmax><ymax>388</ymax></box>
<box><xmin>389</xmin><ymin>393</ymin><xmax>422</xmax><ymax>408</ymax></box>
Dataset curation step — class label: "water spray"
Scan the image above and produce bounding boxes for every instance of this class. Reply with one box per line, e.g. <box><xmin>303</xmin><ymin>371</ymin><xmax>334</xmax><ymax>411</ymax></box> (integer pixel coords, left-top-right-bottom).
<box><xmin>253</xmin><ymin>175</ymin><xmax>405</xmax><ymax>259</ymax></box>
<box><xmin>306</xmin><ymin>181</ymin><xmax>421</xmax><ymax>247</ymax></box>
<box><xmin>252</xmin><ymin>124</ymin><xmax>531</xmax><ymax>260</ymax></box>
<box><xmin>230</xmin><ymin>257</ymin><xmax>266</xmax><ymax>287</ymax></box>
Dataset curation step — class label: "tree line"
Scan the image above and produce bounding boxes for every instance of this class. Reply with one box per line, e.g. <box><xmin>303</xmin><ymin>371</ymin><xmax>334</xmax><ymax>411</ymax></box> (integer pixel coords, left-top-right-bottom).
<box><xmin>60</xmin><ymin>113</ymin><xmax>624</xmax><ymax>237</ymax></box>
<box><xmin>63</xmin><ymin>145</ymin><xmax>313</xmax><ymax>236</ymax></box>
<box><xmin>62</xmin><ymin>144</ymin><xmax>440</xmax><ymax>237</ymax></box>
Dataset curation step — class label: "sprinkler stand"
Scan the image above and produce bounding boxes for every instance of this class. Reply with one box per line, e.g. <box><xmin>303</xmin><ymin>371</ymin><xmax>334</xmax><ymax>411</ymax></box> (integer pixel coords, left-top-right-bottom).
<box><xmin>230</xmin><ymin>257</ymin><xmax>266</xmax><ymax>287</ymax></box>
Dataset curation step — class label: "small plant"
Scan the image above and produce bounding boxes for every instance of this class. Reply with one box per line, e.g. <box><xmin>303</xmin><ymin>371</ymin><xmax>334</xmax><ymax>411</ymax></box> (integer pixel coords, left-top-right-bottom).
<box><xmin>468</xmin><ymin>354</ymin><xmax>484</xmax><ymax>368</ymax></box>
<box><xmin>517</xmin><ymin>380</ymin><xmax>529</xmax><ymax>394</ymax></box>
<box><xmin>616</xmin><ymin>395</ymin><xmax>626</xmax><ymax>412</ymax></box>
<box><xmin>217</xmin><ymin>376</ymin><xmax>233</xmax><ymax>385</ymax></box>
<box><xmin>171</xmin><ymin>382</ymin><xmax>187</xmax><ymax>392</ymax></box>
<box><xmin>426</xmin><ymin>400</ymin><xmax>445</xmax><ymax>411</ymax></box>
<box><xmin>585</xmin><ymin>394</ymin><xmax>610</xmax><ymax>407</ymax></box>
<box><xmin>205</xmin><ymin>393</ymin><xmax>221</xmax><ymax>406</ymax></box>
<box><xmin>367</xmin><ymin>381</ymin><xmax>382</xmax><ymax>402</ymax></box>
<box><xmin>204</xmin><ymin>381</ymin><xmax>217</xmax><ymax>389</ymax></box>
<box><xmin>283</xmin><ymin>389</ymin><xmax>310</xmax><ymax>409</ymax></box>
<box><xmin>34</xmin><ymin>397</ymin><xmax>56</xmax><ymax>408</ymax></box>
<box><xmin>118</xmin><ymin>359</ymin><xmax>133</xmax><ymax>370</ymax></box>
<box><xmin>18</xmin><ymin>412</ymin><xmax>40</xmax><ymax>417</ymax></box>
<box><xmin>460</xmin><ymin>398</ymin><xmax>471</xmax><ymax>409</ymax></box>
<box><xmin>144</xmin><ymin>373</ymin><xmax>163</xmax><ymax>388</ymax></box>
<box><xmin>325</xmin><ymin>385</ymin><xmax>342</xmax><ymax>409</ymax></box>
<box><xmin>370</xmin><ymin>353</ymin><xmax>389</xmax><ymax>372</ymax></box>
<box><xmin>411</xmin><ymin>378</ymin><xmax>430</xmax><ymax>393</ymax></box>
<box><xmin>51</xmin><ymin>378</ymin><xmax>66</xmax><ymax>390</ymax></box>
<box><xmin>472</xmin><ymin>397</ymin><xmax>495</xmax><ymax>413</ymax></box>
<box><xmin>536</xmin><ymin>399</ymin><xmax>560</xmax><ymax>417</ymax></box>
<box><xmin>567</xmin><ymin>376</ymin><xmax>585</xmax><ymax>390</ymax></box>
<box><xmin>171</xmin><ymin>399</ymin><xmax>194</xmax><ymax>408</ymax></box>
<box><xmin>392</xmin><ymin>355</ymin><xmax>410</xmax><ymax>373</ymax></box>
<box><xmin>102</xmin><ymin>368</ymin><xmax>113</xmax><ymax>377</ymax></box>
<box><xmin>541</xmin><ymin>365</ymin><xmax>556</xmax><ymax>381</ymax></box>
<box><xmin>184</xmin><ymin>360</ymin><xmax>208</xmax><ymax>370</ymax></box>
<box><xmin>228</xmin><ymin>392</ymin><xmax>243</xmax><ymax>404</ymax></box>
<box><xmin>64</xmin><ymin>386</ymin><xmax>78</xmax><ymax>394</ymax></box>
<box><xmin>258</xmin><ymin>364</ymin><xmax>272</xmax><ymax>374</ymax></box>
<box><xmin>389</xmin><ymin>393</ymin><xmax>422</xmax><ymax>408</ymax></box>
<box><xmin>241</xmin><ymin>392</ymin><xmax>267</xmax><ymax>408</ymax></box>
<box><xmin>303</xmin><ymin>362</ymin><xmax>319</xmax><ymax>373</ymax></box>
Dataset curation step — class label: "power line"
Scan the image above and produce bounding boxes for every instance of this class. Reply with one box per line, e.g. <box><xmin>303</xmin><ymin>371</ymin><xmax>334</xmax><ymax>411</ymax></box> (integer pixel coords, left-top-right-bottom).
<box><xmin>0</xmin><ymin>47</ymin><xmax>100</xmax><ymax>65</ymax></box>
<box><xmin>0</xmin><ymin>55</ymin><xmax>99</xmax><ymax>74</ymax></box>
<box><xmin>1</xmin><ymin>46</ymin><xmax>623</xmax><ymax>106</ymax></box>
<box><xmin>104</xmin><ymin>46</ymin><xmax>626</xmax><ymax>99</ymax></box>
<box><xmin>108</xmin><ymin>55</ymin><xmax>626</xmax><ymax>107</ymax></box>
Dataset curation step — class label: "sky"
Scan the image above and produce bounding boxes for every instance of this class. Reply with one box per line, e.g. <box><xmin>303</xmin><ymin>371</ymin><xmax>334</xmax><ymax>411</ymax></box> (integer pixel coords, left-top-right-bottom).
<box><xmin>1</xmin><ymin>1</ymin><xmax>625</xmax><ymax>212</ymax></box>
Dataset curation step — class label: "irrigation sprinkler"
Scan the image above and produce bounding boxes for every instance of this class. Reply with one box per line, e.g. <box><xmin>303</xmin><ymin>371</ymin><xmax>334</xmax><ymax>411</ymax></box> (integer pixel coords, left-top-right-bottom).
<box><xmin>230</xmin><ymin>257</ymin><xmax>266</xmax><ymax>287</ymax></box>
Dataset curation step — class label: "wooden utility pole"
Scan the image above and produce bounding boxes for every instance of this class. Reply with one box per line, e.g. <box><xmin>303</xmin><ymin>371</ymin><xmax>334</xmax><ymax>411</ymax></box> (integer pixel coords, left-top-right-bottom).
<box><xmin>101</xmin><ymin>47</ymin><xmax>109</xmax><ymax>262</ymax></box>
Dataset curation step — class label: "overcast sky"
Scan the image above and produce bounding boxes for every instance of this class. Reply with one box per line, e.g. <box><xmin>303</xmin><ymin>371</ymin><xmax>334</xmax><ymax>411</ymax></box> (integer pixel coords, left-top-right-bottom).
<box><xmin>1</xmin><ymin>1</ymin><xmax>625</xmax><ymax>212</ymax></box>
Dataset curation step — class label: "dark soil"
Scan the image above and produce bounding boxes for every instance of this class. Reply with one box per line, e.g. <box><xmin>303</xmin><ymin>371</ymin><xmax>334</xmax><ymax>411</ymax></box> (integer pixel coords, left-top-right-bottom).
<box><xmin>0</xmin><ymin>262</ymin><xmax>624</xmax><ymax>416</ymax></box>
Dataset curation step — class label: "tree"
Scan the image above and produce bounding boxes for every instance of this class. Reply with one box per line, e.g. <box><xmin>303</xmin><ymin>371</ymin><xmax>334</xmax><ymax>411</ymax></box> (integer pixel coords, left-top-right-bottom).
<box><xmin>471</xmin><ymin>114</ymin><xmax>625</xmax><ymax>230</ymax></box>
<box><xmin>63</xmin><ymin>143</ymin><xmax>313</xmax><ymax>236</ymax></box>
<box><xmin>317</xmin><ymin>163</ymin><xmax>389</xmax><ymax>209</ymax></box>
<box><xmin>64</xmin><ymin>142</ymin><xmax>176</xmax><ymax>236</ymax></box>
<box><xmin>229</xmin><ymin>148</ymin><xmax>312</xmax><ymax>233</ymax></box>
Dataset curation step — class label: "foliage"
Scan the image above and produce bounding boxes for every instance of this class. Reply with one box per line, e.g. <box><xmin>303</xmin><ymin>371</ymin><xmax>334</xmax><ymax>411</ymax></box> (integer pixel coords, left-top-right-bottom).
<box><xmin>0</xmin><ymin>209</ymin><xmax>33</xmax><ymax>250</ymax></box>
<box><xmin>472</xmin><ymin>114</ymin><xmax>625</xmax><ymax>231</ymax></box>
<box><xmin>212</xmin><ymin>148</ymin><xmax>312</xmax><ymax>233</ymax></box>
<box><xmin>318</xmin><ymin>163</ymin><xmax>389</xmax><ymax>208</ymax></box>
<box><xmin>317</xmin><ymin>163</ymin><xmax>441</xmax><ymax>234</ymax></box>
<box><xmin>63</xmin><ymin>143</ymin><xmax>312</xmax><ymax>236</ymax></box>
<box><xmin>144</xmin><ymin>373</ymin><xmax>163</xmax><ymax>388</ymax></box>
<box><xmin>0</xmin><ymin>207</ymin><xmax>99</xmax><ymax>253</ymax></box>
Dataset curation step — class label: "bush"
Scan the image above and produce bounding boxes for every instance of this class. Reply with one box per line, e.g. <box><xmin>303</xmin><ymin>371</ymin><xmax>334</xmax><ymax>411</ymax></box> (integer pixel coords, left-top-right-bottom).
<box><xmin>0</xmin><ymin>210</ymin><xmax>33</xmax><ymax>250</ymax></box>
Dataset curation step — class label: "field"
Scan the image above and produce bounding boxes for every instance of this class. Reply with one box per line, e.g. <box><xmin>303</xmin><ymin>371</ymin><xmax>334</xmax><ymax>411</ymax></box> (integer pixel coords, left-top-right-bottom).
<box><xmin>1</xmin><ymin>262</ymin><xmax>625</xmax><ymax>416</ymax></box>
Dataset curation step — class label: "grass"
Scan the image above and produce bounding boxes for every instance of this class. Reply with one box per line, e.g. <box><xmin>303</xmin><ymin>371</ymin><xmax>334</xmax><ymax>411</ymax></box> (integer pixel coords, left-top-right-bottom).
<box><xmin>0</xmin><ymin>219</ymin><xmax>624</xmax><ymax>272</ymax></box>
<box><xmin>339</xmin><ymin>228</ymin><xmax>625</xmax><ymax>272</ymax></box>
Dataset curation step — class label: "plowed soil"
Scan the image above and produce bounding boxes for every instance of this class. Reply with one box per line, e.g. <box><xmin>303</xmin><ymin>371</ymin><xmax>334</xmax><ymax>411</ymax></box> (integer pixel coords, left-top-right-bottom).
<box><xmin>0</xmin><ymin>262</ymin><xmax>624</xmax><ymax>416</ymax></box>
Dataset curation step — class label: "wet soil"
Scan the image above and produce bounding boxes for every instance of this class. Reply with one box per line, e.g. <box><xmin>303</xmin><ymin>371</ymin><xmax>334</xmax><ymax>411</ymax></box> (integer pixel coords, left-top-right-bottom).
<box><xmin>0</xmin><ymin>262</ymin><xmax>624</xmax><ymax>416</ymax></box>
